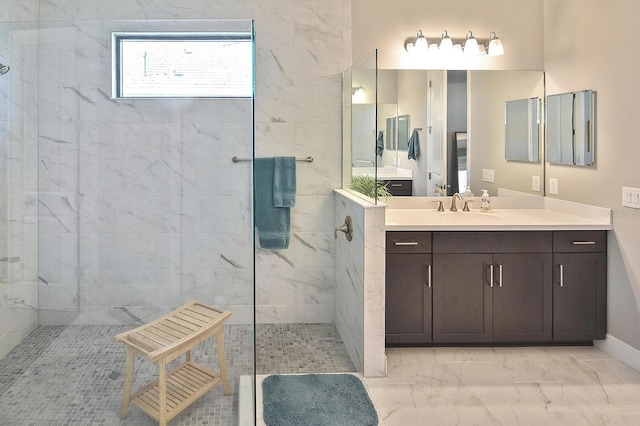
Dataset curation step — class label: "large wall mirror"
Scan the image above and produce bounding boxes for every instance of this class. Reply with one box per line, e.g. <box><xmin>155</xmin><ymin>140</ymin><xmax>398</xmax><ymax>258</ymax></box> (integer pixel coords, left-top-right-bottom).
<box><xmin>348</xmin><ymin>69</ymin><xmax>545</xmax><ymax>198</ymax></box>
<box><xmin>546</xmin><ymin>89</ymin><xmax>594</xmax><ymax>166</ymax></box>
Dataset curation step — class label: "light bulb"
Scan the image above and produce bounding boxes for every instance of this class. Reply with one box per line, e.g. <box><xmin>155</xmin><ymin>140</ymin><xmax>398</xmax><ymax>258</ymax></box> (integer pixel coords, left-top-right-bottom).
<box><xmin>488</xmin><ymin>32</ymin><xmax>504</xmax><ymax>56</ymax></box>
<box><xmin>439</xmin><ymin>30</ymin><xmax>453</xmax><ymax>51</ymax></box>
<box><xmin>464</xmin><ymin>31</ymin><xmax>479</xmax><ymax>55</ymax></box>
<box><xmin>414</xmin><ymin>30</ymin><xmax>429</xmax><ymax>53</ymax></box>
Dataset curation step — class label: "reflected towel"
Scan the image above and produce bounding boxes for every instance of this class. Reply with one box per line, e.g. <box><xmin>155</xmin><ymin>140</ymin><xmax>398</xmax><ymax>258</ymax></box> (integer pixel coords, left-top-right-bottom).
<box><xmin>273</xmin><ymin>156</ymin><xmax>296</xmax><ymax>207</ymax></box>
<box><xmin>376</xmin><ymin>131</ymin><xmax>384</xmax><ymax>156</ymax></box>
<box><xmin>254</xmin><ymin>158</ymin><xmax>291</xmax><ymax>249</ymax></box>
<box><xmin>407</xmin><ymin>129</ymin><xmax>420</xmax><ymax>160</ymax></box>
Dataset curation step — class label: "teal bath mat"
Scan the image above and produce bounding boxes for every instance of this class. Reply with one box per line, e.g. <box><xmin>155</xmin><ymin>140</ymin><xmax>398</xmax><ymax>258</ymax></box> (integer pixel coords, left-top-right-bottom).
<box><xmin>262</xmin><ymin>373</ymin><xmax>378</xmax><ymax>426</ymax></box>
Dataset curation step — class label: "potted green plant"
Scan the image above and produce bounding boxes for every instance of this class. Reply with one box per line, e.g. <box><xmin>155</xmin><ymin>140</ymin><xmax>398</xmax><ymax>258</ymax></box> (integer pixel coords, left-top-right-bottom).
<box><xmin>350</xmin><ymin>174</ymin><xmax>393</xmax><ymax>199</ymax></box>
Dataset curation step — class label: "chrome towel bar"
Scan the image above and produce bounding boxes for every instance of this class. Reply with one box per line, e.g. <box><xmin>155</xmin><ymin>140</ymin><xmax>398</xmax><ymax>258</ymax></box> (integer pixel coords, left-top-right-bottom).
<box><xmin>232</xmin><ymin>156</ymin><xmax>314</xmax><ymax>163</ymax></box>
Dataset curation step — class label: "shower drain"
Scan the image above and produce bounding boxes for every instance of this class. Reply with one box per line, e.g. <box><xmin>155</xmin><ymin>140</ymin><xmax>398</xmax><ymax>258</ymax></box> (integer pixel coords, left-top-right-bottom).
<box><xmin>107</xmin><ymin>370</ymin><xmax>122</xmax><ymax>380</ymax></box>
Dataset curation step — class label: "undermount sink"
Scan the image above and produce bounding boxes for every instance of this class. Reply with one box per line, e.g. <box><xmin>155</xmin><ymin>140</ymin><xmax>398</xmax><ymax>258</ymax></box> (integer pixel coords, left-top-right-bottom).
<box><xmin>435</xmin><ymin>211</ymin><xmax>502</xmax><ymax>220</ymax></box>
<box><xmin>386</xmin><ymin>208</ymin><xmax>503</xmax><ymax>225</ymax></box>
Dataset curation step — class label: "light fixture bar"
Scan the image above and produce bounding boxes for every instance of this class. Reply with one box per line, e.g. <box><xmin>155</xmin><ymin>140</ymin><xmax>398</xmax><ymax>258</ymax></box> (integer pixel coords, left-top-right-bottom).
<box><xmin>404</xmin><ymin>30</ymin><xmax>504</xmax><ymax>56</ymax></box>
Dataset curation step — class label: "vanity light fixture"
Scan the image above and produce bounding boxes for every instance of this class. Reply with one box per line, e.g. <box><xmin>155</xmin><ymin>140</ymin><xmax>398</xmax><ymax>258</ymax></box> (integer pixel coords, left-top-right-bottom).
<box><xmin>404</xmin><ymin>30</ymin><xmax>504</xmax><ymax>56</ymax></box>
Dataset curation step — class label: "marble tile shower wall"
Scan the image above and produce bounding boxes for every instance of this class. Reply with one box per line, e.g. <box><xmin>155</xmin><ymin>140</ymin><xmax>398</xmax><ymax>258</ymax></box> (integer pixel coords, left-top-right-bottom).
<box><xmin>0</xmin><ymin>21</ymin><xmax>40</xmax><ymax>359</ymax></box>
<box><xmin>27</xmin><ymin>0</ymin><xmax>351</xmax><ymax>325</ymax></box>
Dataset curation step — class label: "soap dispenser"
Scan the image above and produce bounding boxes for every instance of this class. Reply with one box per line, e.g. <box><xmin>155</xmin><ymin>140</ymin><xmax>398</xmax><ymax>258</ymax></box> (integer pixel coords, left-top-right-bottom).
<box><xmin>480</xmin><ymin>189</ymin><xmax>492</xmax><ymax>212</ymax></box>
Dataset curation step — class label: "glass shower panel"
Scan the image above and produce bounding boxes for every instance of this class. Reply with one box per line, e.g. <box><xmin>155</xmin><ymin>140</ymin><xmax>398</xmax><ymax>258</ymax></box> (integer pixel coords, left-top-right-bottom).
<box><xmin>34</xmin><ymin>19</ymin><xmax>255</xmax><ymax>425</ymax></box>
<box><xmin>342</xmin><ymin>50</ymin><xmax>380</xmax><ymax>204</ymax></box>
<box><xmin>0</xmin><ymin>21</ymin><xmax>40</xmax><ymax>360</ymax></box>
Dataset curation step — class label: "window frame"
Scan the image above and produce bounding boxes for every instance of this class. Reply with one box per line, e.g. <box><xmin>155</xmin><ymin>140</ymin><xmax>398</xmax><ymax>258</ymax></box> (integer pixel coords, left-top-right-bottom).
<box><xmin>111</xmin><ymin>31</ymin><xmax>254</xmax><ymax>99</ymax></box>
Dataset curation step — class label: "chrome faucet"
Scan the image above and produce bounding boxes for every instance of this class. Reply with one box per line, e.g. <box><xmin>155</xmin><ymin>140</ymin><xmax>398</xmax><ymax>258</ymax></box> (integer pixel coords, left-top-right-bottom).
<box><xmin>450</xmin><ymin>193</ymin><xmax>463</xmax><ymax>212</ymax></box>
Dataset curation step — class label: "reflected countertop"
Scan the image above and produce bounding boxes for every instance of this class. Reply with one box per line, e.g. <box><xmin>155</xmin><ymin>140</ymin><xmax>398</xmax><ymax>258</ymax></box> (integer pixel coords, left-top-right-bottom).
<box><xmin>352</xmin><ymin>166</ymin><xmax>412</xmax><ymax>180</ymax></box>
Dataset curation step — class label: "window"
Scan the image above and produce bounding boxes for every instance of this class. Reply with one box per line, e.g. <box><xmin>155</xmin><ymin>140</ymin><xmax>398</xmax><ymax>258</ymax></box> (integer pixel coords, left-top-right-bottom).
<box><xmin>112</xmin><ymin>32</ymin><xmax>253</xmax><ymax>98</ymax></box>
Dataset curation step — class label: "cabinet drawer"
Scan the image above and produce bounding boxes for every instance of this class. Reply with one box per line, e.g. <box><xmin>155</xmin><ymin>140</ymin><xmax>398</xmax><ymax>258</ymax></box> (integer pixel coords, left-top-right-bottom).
<box><xmin>387</xmin><ymin>232</ymin><xmax>431</xmax><ymax>253</ymax></box>
<box><xmin>382</xmin><ymin>180</ymin><xmax>412</xmax><ymax>196</ymax></box>
<box><xmin>433</xmin><ymin>231</ymin><xmax>552</xmax><ymax>253</ymax></box>
<box><xmin>553</xmin><ymin>231</ymin><xmax>607</xmax><ymax>252</ymax></box>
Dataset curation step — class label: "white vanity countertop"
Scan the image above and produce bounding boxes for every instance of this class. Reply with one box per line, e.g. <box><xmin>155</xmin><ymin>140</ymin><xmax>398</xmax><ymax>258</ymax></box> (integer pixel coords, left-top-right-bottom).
<box><xmin>385</xmin><ymin>197</ymin><xmax>613</xmax><ymax>231</ymax></box>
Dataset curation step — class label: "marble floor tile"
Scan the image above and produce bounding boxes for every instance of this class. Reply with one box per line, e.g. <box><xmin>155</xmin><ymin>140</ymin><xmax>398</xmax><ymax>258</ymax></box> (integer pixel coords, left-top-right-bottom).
<box><xmin>363</xmin><ymin>346</ymin><xmax>640</xmax><ymax>426</ymax></box>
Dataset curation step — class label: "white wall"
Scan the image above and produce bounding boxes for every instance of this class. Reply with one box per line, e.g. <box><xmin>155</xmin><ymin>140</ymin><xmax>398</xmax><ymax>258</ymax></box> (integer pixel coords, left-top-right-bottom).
<box><xmin>544</xmin><ymin>0</ymin><xmax>640</xmax><ymax>350</ymax></box>
<box><xmin>352</xmin><ymin>0</ymin><xmax>544</xmax><ymax>70</ymax></box>
<box><xmin>0</xmin><ymin>0</ymin><xmax>350</xmax><ymax>330</ymax></box>
<box><xmin>353</xmin><ymin>0</ymin><xmax>640</xmax><ymax>355</ymax></box>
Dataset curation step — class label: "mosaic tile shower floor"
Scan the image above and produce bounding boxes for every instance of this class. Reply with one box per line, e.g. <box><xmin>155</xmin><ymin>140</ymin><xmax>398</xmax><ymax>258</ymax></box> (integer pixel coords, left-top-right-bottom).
<box><xmin>0</xmin><ymin>323</ymin><xmax>355</xmax><ymax>425</ymax></box>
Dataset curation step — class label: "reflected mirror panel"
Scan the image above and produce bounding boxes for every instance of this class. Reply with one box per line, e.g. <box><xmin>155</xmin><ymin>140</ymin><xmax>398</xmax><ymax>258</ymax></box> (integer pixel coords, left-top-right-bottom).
<box><xmin>397</xmin><ymin>115</ymin><xmax>409</xmax><ymax>151</ymax></box>
<box><xmin>505</xmin><ymin>97</ymin><xmax>540</xmax><ymax>163</ymax></box>
<box><xmin>546</xmin><ymin>89</ymin><xmax>594</xmax><ymax>166</ymax></box>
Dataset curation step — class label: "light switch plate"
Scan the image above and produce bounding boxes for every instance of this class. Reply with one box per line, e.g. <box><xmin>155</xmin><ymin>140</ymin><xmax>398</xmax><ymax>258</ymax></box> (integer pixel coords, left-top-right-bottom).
<box><xmin>622</xmin><ymin>186</ymin><xmax>640</xmax><ymax>209</ymax></box>
<box><xmin>549</xmin><ymin>178</ymin><xmax>559</xmax><ymax>195</ymax></box>
<box><xmin>532</xmin><ymin>176</ymin><xmax>541</xmax><ymax>192</ymax></box>
<box><xmin>482</xmin><ymin>169</ymin><xmax>495</xmax><ymax>183</ymax></box>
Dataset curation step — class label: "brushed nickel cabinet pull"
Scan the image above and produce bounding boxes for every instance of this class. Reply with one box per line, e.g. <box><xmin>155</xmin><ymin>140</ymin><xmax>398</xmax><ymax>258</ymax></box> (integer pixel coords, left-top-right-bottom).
<box><xmin>498</xmin><ymin>264</ymin><xmax>503</xmax><ymax>288</ymax></box>
<box><xmin>489</xmin><ymin>264</ymin><xmax>494</xmax><ymax>288</ymax></box>
<box><xmin>573</xmin><ymin>241</ymin><xmax>596</xmax><ymax>245</ymax></box>
<box><xmin>394</xmin><ymin>241</ymin><xmax>419</xmax><ymax>246</ymax></box>
<box><xmin>559</xmin><ymin>264</ymin><xmax>564</xmax><ymax>287</ymax></box>
<box><xmin>425</xmin><ymin>264</ymin><xmax>432</xmax><ymax>288</ymax></box>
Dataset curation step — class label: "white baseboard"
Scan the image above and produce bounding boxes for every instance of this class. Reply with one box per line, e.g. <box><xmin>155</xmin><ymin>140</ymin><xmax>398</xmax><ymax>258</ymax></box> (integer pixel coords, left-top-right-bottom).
<box><xmin>595</xmin><ymin>334</ymin><xmax>640</xmax><ymax>372</ymax></box>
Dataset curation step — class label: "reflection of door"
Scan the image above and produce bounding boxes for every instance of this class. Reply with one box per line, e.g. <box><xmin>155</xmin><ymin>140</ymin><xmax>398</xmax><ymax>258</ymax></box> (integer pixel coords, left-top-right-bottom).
<box><xmin>426</xmin><ymin>70</ymin><xmax>446</xmax><ymax>195</ymax></box>
<box><xmin>446</xmin><ymin>71</ymin><xmax>468</xmax><ymax>195</ymax></box>
<box><xmin>452</xmin><ymin>132</ymin><xmax>468</xmax><ymax>194</ymax></box>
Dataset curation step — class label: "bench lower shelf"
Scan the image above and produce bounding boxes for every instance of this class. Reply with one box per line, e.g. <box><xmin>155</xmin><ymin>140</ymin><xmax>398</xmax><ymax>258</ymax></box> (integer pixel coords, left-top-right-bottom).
<box><xmin>131</xmin><ymin>361</ymin><xmax>222</xmax><ymax>422</ymax></box>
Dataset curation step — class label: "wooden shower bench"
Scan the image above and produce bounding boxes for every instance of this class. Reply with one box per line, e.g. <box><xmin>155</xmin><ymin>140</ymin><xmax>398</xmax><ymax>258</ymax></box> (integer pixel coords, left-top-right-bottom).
<box><xmin>114</xmin><ymin>300</ymin><xmax>232</xmax><ymax>426</ymax></box>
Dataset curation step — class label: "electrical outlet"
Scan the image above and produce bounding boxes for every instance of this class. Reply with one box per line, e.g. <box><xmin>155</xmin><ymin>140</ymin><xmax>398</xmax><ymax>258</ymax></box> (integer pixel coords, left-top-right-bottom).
<box><xmin>482</xmin><ymin>169</ymin><xmax>495</xmax><ymax>183</ymax></box>
<box><xmin>549</xmin><ymin>178</ymin><xmax>559</xmax><ymax>195</ymax></box>
<box><xmin>532</xmin><ymin>176</ymin><xmax>541</xmax><ymax>192</ymax></box>
<box><xmin>622</xmin><ymin>187</ymin><xmax>640</xmax><ymax>209</ymax></box>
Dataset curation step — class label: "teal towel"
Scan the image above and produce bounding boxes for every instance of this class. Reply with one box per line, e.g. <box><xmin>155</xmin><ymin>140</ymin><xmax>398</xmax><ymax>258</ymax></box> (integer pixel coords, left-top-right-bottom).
<box><xmin>407</xmin><ymin>129</ymin><xmax>420</xmax><ymax>160</ymax></box>
<box><xmin>273</xmin><ymin>156</ymin><xmax>296</xmax><ymax>207</ymax></box>
<box><xmin>255</xmin><ymin>158</ymin><xmax>291</xmax><ymax>249</ymax></box>
<box><xmin>376</xmin><ymin>131</ymin><xmax>384</xmax><ymax>156</ymax></box>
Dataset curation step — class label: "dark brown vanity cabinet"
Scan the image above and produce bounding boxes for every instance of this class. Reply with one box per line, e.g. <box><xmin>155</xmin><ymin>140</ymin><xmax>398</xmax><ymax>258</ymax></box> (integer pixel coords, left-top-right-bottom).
<box><xmin>552</xmin><ymin>231</ymin><xmax>607</xmax><ymax>342</ymax></box>
<box><xmin>431</xmin><ymin>232</ymin><xmax>553</xmax><ymax>344</ymax></box>
<box><xmin>385</xmin><ymin>230</ymin><xmax>607</xmax><ymax>346</ymax></box>
<box><xmin>385</xmin><ymin>232</ymin><xmax>432</xmax><ymax>344</ymax></box>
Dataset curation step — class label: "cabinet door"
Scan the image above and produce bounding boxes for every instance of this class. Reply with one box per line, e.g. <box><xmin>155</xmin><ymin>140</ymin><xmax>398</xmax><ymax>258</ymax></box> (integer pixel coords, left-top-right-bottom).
<box><xmin>432</xmin><ymin>253</ymin><xmax>492</xmax><ymax>343</ymax></box>
<box><xmin>553</xmin><ymin>252</ymin><xmax>607</xmax><ymax>341</ymax></box>
<box><xmin>385</xmin><ymin>254</ymin><xmax>432</xmax><ymax>344</ymax></box>
<box><xmin>492</xmin><ymin>253</ymin><xmax>553</xmax><ymax>342</ymax></box>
